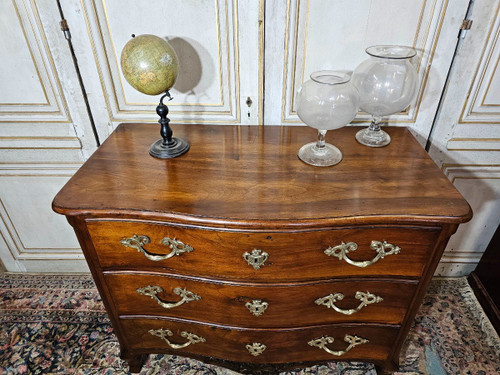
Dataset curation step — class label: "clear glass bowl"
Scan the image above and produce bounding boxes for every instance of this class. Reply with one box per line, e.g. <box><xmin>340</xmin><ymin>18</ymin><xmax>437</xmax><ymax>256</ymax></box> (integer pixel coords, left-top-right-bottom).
<box><xmin>296</xmin><ymin>71</ymin><xmax>360</xmax><ymax>167</ymax></box>
<box><xmin>352</xmin><ymin>45</ymin><xmax>418</xmax><ymax>147</ymax></box>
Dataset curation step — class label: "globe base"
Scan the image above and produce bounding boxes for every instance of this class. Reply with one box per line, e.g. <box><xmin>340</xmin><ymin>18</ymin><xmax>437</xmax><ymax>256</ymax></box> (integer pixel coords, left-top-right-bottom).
<box><xmin>355</xmin><ymin>127</ymin><xmax>391</xmax><ymax>147</ymax></box>
<box><xmin>149</xmin><ymin>137</ymin><xmax>190</xmax><ymax>159</ymax></box>
<box><xmin>298</xmin><ymin>142</ymin><xmax>343</xmax><ymax>167</ymax></box>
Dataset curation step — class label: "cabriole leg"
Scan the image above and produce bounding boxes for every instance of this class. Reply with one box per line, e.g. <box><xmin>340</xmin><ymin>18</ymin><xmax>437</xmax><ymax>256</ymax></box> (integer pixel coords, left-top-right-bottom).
<box><xmin>122</xmin><ymin>353</ymin><xmax>146</xmax><ymax>373</ymax></box>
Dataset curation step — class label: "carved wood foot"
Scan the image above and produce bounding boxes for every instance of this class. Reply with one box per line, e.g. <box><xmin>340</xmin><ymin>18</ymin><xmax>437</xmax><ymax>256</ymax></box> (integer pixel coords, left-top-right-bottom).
<box><xmin>375</xmin><ymin>360</ymin><xmax>398</xmax><ymax>375</ymax></box>
<box><xmin>122</xmin><ymin>353</ymin><xmax>146</xmax><ymax>373</ymax></box>
<box><xmin>375</xmin><ymin>365</ymin><xmax>392</xmax><ymax>375</ymax></box>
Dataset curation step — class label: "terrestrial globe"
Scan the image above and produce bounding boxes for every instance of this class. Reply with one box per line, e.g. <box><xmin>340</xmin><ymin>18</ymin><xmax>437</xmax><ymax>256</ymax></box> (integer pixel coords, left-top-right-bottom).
<box><xmin>120</xmin><ymin>34</ymin><xmax>189</xmax><ymax>159</ymax></box>
<box><xmin>121</xmin><ymin>34</ymin><xmax>179</xmax><ymax>95</ymax></box>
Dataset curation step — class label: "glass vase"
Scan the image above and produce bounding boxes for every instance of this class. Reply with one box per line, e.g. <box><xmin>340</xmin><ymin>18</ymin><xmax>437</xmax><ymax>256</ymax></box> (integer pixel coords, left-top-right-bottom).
<box><xmin>352</xmin><ymin>45</ymin><xmax>418</xmax><ymax>147</ymax></box>
<box><xmin>296</xmin><ymin>71</ymin><xmax>359</xmax><ymax>167</ymax></box>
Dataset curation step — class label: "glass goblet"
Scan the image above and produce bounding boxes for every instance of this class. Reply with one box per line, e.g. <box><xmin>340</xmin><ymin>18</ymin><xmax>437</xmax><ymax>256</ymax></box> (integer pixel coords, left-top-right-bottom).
<box><xmin>297</xmin><ymin>71</ymin><xmax>360</xmax><ymax>167</ymax></box>
<box><xmin>352</xmin><ymin>45</ymin><xmax>418</xmax><ymax>147</ymax></box>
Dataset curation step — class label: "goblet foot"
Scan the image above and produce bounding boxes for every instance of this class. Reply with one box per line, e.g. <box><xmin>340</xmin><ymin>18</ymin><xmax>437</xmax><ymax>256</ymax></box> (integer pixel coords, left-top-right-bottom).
<box><xmin>355</xmin><ymin>127</ymin><xmax>391</xmax><ymax>147</ymax></box>
<box><xmin>298</xmin><ymin>142</ymin><xmax>342</xmax><ymax>167</ymax></box>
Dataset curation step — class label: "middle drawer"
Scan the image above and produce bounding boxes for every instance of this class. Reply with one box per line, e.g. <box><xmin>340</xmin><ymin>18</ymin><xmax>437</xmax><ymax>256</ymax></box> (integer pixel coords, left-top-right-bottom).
<box><xmin>104</xmin><ymin>273</ymin><xmax>417</xmax><ymax>327</ymax></box>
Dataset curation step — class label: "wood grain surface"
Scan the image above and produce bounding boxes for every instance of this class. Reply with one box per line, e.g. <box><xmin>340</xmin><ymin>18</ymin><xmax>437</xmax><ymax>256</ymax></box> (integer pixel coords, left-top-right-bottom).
<box><xmin>118</xmin><ymin>317</ymin><xmax>398</xmax><ymax>364</ymax></box>
<box><xmin>52</xmin><ymin>124</ymin><xmax>471</xmax><ymax>228</ymax></box>
<box><xmin>52</xmin><ymin>124</ymin><xmax>473</xmax><ymax>375</ymax></box>
<box><xmin>88</xmin><ymin>220</ymin><xmax>439</xmax><ymax>279</ymax></box>
<box><xmin>105</xmin><ymin>272</ymin><xmax>417</xmax><ymax>326</ymax></box>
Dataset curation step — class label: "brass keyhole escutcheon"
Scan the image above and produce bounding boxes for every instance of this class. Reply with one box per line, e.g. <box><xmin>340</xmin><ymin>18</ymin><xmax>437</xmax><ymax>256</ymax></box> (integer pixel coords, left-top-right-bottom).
<box><xmin>245</xmin><ymin>299</ymin><xmax>269</xmax><ymax>316</ymax></box>
<box><xmin>243</xmin><ymin>249</ymin><xmax>269</xmax><ymax>270</ymax></box>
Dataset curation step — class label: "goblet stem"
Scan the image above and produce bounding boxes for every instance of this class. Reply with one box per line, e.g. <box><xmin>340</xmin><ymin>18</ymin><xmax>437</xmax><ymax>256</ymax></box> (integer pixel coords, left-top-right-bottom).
<box><xmin>368</xmin><ymin>116</ymin><xmax>382</xmax><ymax>132</ymax></box>
<box><xmin>316</xmin><ymin>130</ymin><xmax>327</xmax><ymax>150</ymax></box>
<box><xmin>355</xmin><ymin>115</ymin><xmax>390</xmax><ymax>147</ymax></box>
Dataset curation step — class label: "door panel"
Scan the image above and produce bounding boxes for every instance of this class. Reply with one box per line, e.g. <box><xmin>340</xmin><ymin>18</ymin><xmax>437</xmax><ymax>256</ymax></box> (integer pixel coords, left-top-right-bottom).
<box><xmin>0</xmin><ymin>0</ymin><xmax>96</xmax><ymax>271</ymax></box>
<box><xmin>1</xmin><ymin>0</ymin><xmax>262</xmax><ymax>272</ymax></box>
<box><xmin>63</xmin><ymin>0</ymin><xmax>262</xmax><ymax>141</ymax></box>
<box><xmin>264</xmin><ymin>0</ymin><xmax>469</xmax><ymax>145</ymax></box>
<box><xmin>0</xmin><ymin>172</ymin><xmax>84</xmax><ymax>268</ymax></box>
<box><xmin>429</xmin><ymin>0</ymin><xmax>500</xmax><ymax>276</ymax></box>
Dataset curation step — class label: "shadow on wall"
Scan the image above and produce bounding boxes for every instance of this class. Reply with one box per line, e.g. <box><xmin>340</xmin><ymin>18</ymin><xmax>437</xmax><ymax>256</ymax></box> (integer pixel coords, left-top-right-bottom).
<box><xmin>165</xmin><ymin>36</ymin><xmax>216</xmax><ymax>122</ymax></box>
<box><xmin>167</xmin><ymin>37</ymin><xmax>215</xmax><ymax>96</ymax></box>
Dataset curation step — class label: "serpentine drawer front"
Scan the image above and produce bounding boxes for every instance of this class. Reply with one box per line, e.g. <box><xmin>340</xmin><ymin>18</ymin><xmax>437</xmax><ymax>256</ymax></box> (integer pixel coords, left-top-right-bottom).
<box><xmin>53</xmin><ymin>125</ymin><xmax>472</xmax><ymax>375</ymax></box>
<box><xmin>118</xmin><ymin>318</ymin><xmax>399</xmax><ymax>364</ymax></box>
<box><xmin>104</xmin><ymin>273</ymin><xmax>418</xmax><ymax>326</ymax></box>
<box><xmin>88</xmin><ymin>220</ymin><xmax>439</xmax><ymax>279</ymax></box>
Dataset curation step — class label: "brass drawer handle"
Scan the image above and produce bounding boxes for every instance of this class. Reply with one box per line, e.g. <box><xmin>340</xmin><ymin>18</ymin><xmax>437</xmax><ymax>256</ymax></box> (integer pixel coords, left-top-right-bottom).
<box><xmin>246</xmin><ymin>342</ymin><xmax>267</xmax><ymax>356</ymax></box>
<box><xmin>120</xmin><ymin>234</ymin><xmax>194</xmax><ymax>261</ymax></box>
<box><xmin>149</xmin><ymin>328</ymin><xmax>205</xmax><ymax>349</ymax></box>
<box><xmin>136</xmin><ymin>285</ymin><xmax>201</xmax><ymax>309</ymax></box>
<box><xmin>324</xmin><ymin>240</ymin><xmax>400</xmax><ymax>268</ymax></box>
<box><xmin>315</xmin><ymin>291</ymin><xmax>383</xmax><ymax>315</ymax></box>
<box><xmin>308</xmin><ymin>334</ymin><xmax>368</xmax><ymax>356</ymax></box>
<box><xmin>245</xmin><ymin>299</ymin><xmax>269</xmax><ymax>316</ymax></box>
<box><xmin>243</xmin><ymin>249</ymin><xmax>269</xmax><ymax>270</ymax></box>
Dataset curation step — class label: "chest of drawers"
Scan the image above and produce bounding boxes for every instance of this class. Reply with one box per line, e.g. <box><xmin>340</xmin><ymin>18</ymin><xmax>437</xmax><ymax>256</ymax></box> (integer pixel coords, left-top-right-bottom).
<box><xmin>53</xmin><ymin>124</ymin><xmax>471</xmax><ymax>374</ymax></box>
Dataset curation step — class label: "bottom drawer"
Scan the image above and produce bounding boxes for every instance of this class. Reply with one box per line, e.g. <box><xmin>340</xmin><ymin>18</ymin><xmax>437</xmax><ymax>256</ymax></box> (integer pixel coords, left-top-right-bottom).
<box><xmin>118</xmin><ymin>317</ymin><xmax>399</xmax><ymax>364</ymax></box>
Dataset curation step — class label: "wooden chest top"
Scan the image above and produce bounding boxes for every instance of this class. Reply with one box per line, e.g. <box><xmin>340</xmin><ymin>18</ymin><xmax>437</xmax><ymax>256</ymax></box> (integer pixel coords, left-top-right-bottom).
<box><xmin>52</xmin><ymin>124</ymin><xmax>471</xmax><ymax>227</ymax></box>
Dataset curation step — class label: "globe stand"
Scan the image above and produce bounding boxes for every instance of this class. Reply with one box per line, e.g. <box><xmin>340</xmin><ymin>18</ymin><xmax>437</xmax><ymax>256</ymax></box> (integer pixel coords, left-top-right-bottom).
<box><xmin>149</xmin><ymin>91</ymin><xmax>190</xmax><ymax>159</ymax></box>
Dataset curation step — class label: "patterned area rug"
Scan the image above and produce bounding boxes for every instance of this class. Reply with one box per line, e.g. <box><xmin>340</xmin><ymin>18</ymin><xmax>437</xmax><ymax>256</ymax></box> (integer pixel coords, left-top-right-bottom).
<box><xmin>0</xmin><ymin>274</ymin><xmax>499</xmax><ymax>375</ymax></box>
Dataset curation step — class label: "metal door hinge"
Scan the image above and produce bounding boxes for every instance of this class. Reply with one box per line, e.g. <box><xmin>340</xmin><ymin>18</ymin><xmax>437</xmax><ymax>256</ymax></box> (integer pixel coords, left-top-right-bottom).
<box><xmin>459</xmin><ymin>18</ymin><xmax>473</xmax><ymax>39</ymax></box>
<box><xmin>60</xmin><ymin>19</ymin><xmax>71</xmax><ymax>40</ymax></box>
<box><xmin>459</xmin><ymin>0</ymin><xmax>475</xmax><ymax>39</ymax></box>
<box><xmin>460</xmin><ymin>19</ymin><xmax>473</xmax><ymax>30</ymax></box>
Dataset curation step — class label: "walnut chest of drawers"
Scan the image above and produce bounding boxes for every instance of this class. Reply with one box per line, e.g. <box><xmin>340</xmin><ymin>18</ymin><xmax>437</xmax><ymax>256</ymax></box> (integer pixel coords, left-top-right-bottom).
<box><xmin>52</xmin><ymin>124</ymin><xmax>471</xmax><ymax>375</ymax></box>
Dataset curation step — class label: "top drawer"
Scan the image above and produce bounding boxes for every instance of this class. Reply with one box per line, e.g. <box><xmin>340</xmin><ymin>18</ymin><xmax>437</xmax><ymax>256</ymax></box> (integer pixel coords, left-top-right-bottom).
<box><xmin>86</xmin><ymin>220</ymin><xmax>440</xmax><ymax>281</ymax></box>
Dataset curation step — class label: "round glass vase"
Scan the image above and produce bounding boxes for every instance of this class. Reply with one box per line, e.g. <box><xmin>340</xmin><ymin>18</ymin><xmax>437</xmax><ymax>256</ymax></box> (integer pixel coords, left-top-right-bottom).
<box><xmin>352</xmin><ymin>45</ymin><xmax>418</xmax><ymax>147</ymax></box>
<box><xmin>296</xmin><ymin>71</ymin><xmax>360</xmax><ymax>167</ymax></box>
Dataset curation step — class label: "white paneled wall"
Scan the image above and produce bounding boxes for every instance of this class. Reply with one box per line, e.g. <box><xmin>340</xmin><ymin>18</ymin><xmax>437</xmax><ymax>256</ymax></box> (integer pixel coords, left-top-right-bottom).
<box><xmin>0</xmin><ymin>0</ymin><xmax>95</xmax><ymax>271</ymax></box>
<box><xmin>429</xmin><ymin>0</ymin><xmax>500</xmax><ymax>276</ymax></box>
<box><xmin>63</xmin><ymin>0</ymin><xmax>262</xmax><ymax>141</ymax></box>
<box><xmin>264</xmin><ymin>0</ymin><xmax>470</xmax><ymax>145</ymax></box>
<box><xmin>1</xmin><ymin>0</ymin><xmax>499</xmax><ymax>275</ymax></box>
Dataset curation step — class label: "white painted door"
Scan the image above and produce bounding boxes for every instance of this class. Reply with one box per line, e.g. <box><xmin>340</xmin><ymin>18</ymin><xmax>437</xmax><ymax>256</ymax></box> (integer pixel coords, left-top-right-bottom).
<box><xmin>0</xmin><ymin>0</ymin><xmax>263</xmax><ymax>272</ymax></box>
<box><xmin>263</xmin><ymin>0</ymin><xmax>500</xmax><ymax>276</ymax></box>
<box><xmin>0</xmin><ymin>0</ymin><xmax>97</xmax><ymax>271</ymax></box>
<box><xmin>264</xmin><ymin>0</ymin><xmax>470</xmax><ymax>145</ymax></box>
<box><xmin>428</xmin><ymin>0</ymin><xmax>500</xmax><ymax>276</ymax></box>
<box><xmin>61</xmin><ymin>0</ymin><xmax>264</xmax><ymax>141</ymax></box>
